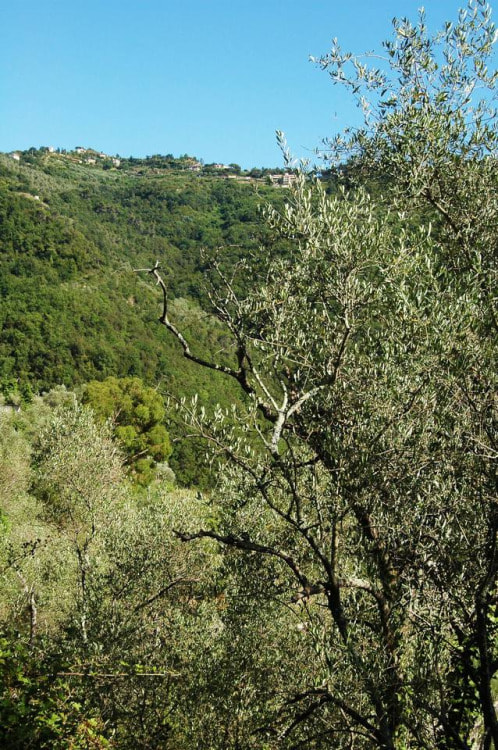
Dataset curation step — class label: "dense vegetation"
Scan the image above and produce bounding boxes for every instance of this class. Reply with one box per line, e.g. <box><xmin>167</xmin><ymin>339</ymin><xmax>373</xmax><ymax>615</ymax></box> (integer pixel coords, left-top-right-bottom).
<box><xmin>0</xmin><ymin>146</ymin><xmax>287</xmax><ymax>484</ymax></box>
<box><xmin>1</xmin><ymin>1</ymin><xmax>497</xmax><ymax>747</ymax></box>
<box><xmin>0</xmin><ymin>146</ymin><xmax>288</xmax><ymax>392</ymax></box>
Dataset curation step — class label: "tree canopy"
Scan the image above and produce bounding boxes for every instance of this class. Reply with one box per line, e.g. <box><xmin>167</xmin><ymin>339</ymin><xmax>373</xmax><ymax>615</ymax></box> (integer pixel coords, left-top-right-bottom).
<box><xmin>140</xmin><ymin>2</ymin><xmax>497</xmax><ymax>746</ymax></box>
<box><xmin>82</xmin><ymin>376</ymin><xmax>172</xmax><ymax>485</ymax></box>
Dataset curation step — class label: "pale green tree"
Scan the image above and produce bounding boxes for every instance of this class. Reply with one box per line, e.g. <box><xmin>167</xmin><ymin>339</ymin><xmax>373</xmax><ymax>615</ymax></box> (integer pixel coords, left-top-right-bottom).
<box><xmin>32</xmin><ymin>403</ymin><xmax>125</xmax><ymax>645</ymax></box>
<box><xmin>139</xmin><ymin>3</ymin><xmax>497</xmax><ymax>747</ymax></box>
<box><xmin>1</xmin><ymin>401</ymin><xmax>234</xmax><ymax>748</ymax></box>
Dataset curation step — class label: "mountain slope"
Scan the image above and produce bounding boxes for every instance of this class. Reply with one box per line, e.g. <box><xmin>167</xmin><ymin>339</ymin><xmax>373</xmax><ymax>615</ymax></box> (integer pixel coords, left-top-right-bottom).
<box><xmin>0</xmin><ymin>150</ymin><xmax>282</xmax><ymax>398</ymax></box>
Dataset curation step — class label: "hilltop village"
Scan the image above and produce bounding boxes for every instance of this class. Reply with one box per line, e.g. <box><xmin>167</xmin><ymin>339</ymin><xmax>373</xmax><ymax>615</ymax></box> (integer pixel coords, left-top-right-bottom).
<box><xmin>7</xmin><ymin>145</ymin><xmax>299</xmax><ymax>186</ymax></box>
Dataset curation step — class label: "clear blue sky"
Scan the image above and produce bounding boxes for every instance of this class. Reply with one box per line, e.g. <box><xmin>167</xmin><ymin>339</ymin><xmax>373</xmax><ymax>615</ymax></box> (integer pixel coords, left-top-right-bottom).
<box><xmin>1</xmin><ymin>0</ymin><xmax>490</xmax><ymax>168</ymax></box>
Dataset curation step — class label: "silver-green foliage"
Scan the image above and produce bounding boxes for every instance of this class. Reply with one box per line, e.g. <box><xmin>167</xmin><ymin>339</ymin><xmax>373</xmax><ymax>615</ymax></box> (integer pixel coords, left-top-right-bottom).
<box><xmin>2</xmin><ymin>397</ymin><xmax>286</xmax><ymax>748</ymax></box>
<box><xmin>152</xmin><ymin>3</ymin><xmax>497</xmax><ymax>747</ymax></box>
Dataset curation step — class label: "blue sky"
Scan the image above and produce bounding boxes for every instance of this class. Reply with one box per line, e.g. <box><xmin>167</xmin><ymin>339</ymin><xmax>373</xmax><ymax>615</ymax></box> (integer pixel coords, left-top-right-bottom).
<box><xmin>1</xmin><ymin>1</ymin><xmax>492</xmax><ymax>168</ymax></box>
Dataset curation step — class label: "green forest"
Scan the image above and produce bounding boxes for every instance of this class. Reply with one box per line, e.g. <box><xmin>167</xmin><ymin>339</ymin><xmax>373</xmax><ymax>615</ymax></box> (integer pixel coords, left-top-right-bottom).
<box><xmin>1</xmin><ymin>3</ymin><xmax>497</xmax><ymax>747</ymax></box>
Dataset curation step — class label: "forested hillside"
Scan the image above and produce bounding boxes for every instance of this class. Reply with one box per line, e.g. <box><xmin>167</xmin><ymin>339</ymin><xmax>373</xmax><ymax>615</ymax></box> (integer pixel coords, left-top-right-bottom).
<box><xmin>0</xmin><ymin>149</ymin><xmax>283</xmax><ymax>394</ymax></box>
<box><xmin>0</xmin><ymin>150</ymin><xmax>289</xmax><ymax>485</ymax></box>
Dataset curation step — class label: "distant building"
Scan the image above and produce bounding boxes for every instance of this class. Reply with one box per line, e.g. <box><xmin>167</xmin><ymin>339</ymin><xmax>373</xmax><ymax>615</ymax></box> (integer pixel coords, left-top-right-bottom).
<box><xmin>75</xmin><ymin>146</ymin><xmax>86</xmax><ymax>154</ymax></box>
<box><xmin>268</xmin><ymin>173</ymin><xmax>297</xmax><ymax>187</ymax></box>
<box><xmin>47</xmin><ymin>146</ymin><xmax>55</xmax><ymax>153</ymax></box>
<box><xmin>112</xmin><ymin>158</ymin><xmax>121</xmax><ymax>167</ymax></box>
<box><xmin>282</xmin><ymin>173</ymin><xmax>297</xmax><ymax>187</ymax></box>
<box><xmin>9</xmin><ymin>152</ymin><xmax>20</xmax><ymax>161</ymax></box>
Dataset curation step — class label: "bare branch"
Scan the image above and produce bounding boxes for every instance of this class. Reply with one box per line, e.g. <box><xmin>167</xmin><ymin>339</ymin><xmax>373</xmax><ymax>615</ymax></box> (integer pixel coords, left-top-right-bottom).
<box><xmin>174</xmin><ymin>527</ymin><xmax>310</xmax><ymax>589</ymax></box>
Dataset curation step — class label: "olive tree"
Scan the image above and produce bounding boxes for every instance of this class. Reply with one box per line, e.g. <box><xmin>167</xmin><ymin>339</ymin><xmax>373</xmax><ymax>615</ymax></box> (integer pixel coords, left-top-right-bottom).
<box><xmin>32</xmin><ymin>403</ymin><xmax>125</xmax><ymax>647</ymax></box>
<box><xmin>138</xmin><ymin>3</ymin><xmax>496</xmax><ymax>747</ymax></box>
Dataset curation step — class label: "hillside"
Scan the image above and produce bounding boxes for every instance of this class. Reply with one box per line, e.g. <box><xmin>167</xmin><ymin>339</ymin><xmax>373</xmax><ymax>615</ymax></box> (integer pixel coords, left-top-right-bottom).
<box><xmin>0</xmin><ymin>147</ymin><xmax>287</xmax><ymax>398</ymax></box>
